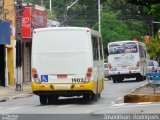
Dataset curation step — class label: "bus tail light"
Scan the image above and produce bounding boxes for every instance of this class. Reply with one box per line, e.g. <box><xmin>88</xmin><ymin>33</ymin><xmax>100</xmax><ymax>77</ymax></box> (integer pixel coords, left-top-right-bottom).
<box><xmin>32</xmin><ymin>68</ymin><xmax>40</xmax><ymax>83</ymax></box>
<box><xmin>136</xmin><ymin>61</ymin><xmax>140</xmax><ymax>69</ymax></box>
<box><xmin>85</xmin><ymin>68</ymin><xmax>92</xmax><ymax>83</ymax></box>
<box><xmin>136</xmin><ymin>61</ymin><xmax>140</xmax><ymax>66</ymax></box>
<box><xmin>33</xmin><ymin>74</ymin><xmax>38</xmax><ymax>79</ymax></box>
<box><xmin>86</xmin><ymin>73</ymin><xmax>91</xmax><ymax>77</ymax></box>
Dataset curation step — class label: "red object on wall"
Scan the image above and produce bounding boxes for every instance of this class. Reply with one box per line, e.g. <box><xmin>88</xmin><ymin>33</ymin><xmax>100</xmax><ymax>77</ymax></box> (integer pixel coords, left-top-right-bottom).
<box><xmin>22</xmin><ymin>7</ymin><xmax>31</xmax><ymax>38</ymax></box>
<box><xmin>22</xmin><ymin>6</ymin><xmax>47</xmax><ymax>38</ymax></box>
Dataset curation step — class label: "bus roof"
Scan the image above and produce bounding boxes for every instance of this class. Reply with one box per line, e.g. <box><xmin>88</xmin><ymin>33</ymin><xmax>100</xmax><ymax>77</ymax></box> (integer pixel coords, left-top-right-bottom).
<box><xmin>108</xmin><ymin>40</ymin><xmax>146</xmax><ymax>45</ymax></box>
<box><xmin>108</xmin><ymin>40</ymin><xmax>138</xmax><ymax>44</ymax></box>
<box><xmin>33</xmin><ymin>27</ymin><xmax>101</xmax><ymax>38</ymax></box>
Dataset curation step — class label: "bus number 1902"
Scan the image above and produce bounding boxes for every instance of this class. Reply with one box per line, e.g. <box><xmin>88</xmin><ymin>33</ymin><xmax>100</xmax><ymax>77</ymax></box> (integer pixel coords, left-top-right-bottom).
<box><xmin>72</xmin><ymin>78</ymin><xmax>84</xmax><ymax>83</ymax></box>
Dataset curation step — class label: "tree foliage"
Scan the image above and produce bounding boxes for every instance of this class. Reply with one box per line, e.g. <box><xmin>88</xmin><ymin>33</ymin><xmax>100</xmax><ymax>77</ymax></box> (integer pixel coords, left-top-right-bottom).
<box><xmin>47</xmin><ymin>10</ymin><xmax>56</xmax><ymax>20</ymax></box>
<box><xmin>125</xmin><ymin>0</ymin><xmax>160</xmax><ymax>61</ymax></box>
<box><xmin>93</xmin><ymin>12</ymin><xmax>146</xmax><ymax>47</ymax></box>
<box><xmin>93</xmin><ymin>0</ymin><xmax>147</xmax><ymax>47</ymax></box>
<box><xmin>146</xmin><ymin>37</ymin><xmax>160</xmax><ymax>62</ymax></box>
<box><xmin>125</xmin><ymin>0</ymin><xmax>160</xmax><ymax>17</ymax></box>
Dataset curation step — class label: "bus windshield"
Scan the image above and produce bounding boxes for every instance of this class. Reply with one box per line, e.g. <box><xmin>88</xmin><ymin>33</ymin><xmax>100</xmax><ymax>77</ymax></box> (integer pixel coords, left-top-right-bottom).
<box><xmin>108</xmin><ymin>42</ymin><xmax>138</xmax><ymax>54</ymax></box>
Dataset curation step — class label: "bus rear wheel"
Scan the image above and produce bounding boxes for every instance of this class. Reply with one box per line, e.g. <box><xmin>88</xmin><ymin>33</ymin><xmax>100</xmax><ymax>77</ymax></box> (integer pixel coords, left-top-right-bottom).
<box><xmin>118</xmin><ymin>77</ymin><xmax>124</xmax><ymax>83</ymax></box>
<box><xmin>91</xmin><ymin>93</ymin><xmax>98</xmax><ymax>101</ymax></box>
<box><xmin>39</xmin><ymin>95</ymin><xmax>48</xmax><ymax>105</ymax></box>
<box><xmin>112</xmin><ymin>76</ymin><xmax>118</xmax><ymax>83</ymax></box>
<box><xmin>48</xmin><ymin>96</ymin><xmax>58</xmax><ymax>104</ymax></box>
<box><xmin>136</xmin><ymin>75</ymin><xmax>143</xmax><ymax>81</ymax></box>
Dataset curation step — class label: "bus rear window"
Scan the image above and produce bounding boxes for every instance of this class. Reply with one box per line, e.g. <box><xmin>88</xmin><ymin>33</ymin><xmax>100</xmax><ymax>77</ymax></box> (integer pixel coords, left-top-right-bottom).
<box><xmin>148</xmin><ymin>61</ymin><xmax>153</xmax><ymax>66</ymax></box>
<box><xmin>109</xmin><ymin>42</ymin><xmax>138</xmax><ymax>54</ymax></box>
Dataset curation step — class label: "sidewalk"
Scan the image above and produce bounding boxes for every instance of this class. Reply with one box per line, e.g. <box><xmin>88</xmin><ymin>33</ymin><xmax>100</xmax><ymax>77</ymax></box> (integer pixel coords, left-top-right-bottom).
<box><xmin>0</xmin><ymin>83</ymin><xmax>33</xmax><ymax>102</ymax></box>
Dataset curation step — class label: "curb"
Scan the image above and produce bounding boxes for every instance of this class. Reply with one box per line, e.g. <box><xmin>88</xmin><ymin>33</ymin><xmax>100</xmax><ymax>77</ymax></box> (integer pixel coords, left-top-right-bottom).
<box><xmin>124</xmin><ymin>84</ymin><xmax>160</xmax><ymax>103</ymax></box>
<box><xmin>0</xmin><ymin>93</ymin><xmax>33</xmax><ymax>102</ymax></box>
<box><xmin>124</xmin><ymin>94</ymin><xmax>160</xmax><ymax>103</ymax></box>
<box><xmin>9</xmin><ymin>93</ymin><xmax>33</xmax><ymax>100</ymax></box>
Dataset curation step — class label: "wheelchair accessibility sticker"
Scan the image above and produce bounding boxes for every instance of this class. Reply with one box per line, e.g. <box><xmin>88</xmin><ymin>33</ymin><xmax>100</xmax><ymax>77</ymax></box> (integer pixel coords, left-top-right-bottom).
<box><xmin>41</xmin><ymin>75</ymin><xmax>48</xmax><ymax>82</ymax></box>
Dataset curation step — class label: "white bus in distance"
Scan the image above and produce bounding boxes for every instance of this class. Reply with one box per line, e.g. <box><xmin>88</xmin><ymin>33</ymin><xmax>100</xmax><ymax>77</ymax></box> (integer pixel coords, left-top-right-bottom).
<box><xmin>107</xmin><ymin>40</ymin><xmax>148</xmax><ymax>83</ymax></box>
<box><xmin>31</xmin><ymin>27</ymin><xmax>104</xmax><ymax>104</ymax></box>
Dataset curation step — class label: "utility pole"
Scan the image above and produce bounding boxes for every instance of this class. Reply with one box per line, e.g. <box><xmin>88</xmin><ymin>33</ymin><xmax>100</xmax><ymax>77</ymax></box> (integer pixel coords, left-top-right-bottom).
<box><xmin>63</xmin><ymin>0</ymin><xmax>67</xmax><ymax>26</ymax></box>
<box><xmin>50</xmin><ymin>0</ymin><xmax>52</xmax><ymax>11</ymax></box>
<box><xmin>98</xmin><ymin>0</ymin><xmax>101</xmax><ymax>33</ymax></box>
<box><xmin>15</xmin><ymin>0</ymin><xmax>23</xmax><ymax>91</ymax></box>
<box><xmin>41</xmin><ymin>0</ymin><xmax>44</xmax><ymax>6</ymax></box>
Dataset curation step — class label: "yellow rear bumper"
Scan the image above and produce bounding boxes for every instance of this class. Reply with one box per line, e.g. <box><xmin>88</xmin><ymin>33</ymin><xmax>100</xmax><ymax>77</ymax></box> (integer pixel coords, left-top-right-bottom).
<box><xmin>32</xmin><ymin>80</ymin><xmax>96</xmax><ymax>94</ymax></box>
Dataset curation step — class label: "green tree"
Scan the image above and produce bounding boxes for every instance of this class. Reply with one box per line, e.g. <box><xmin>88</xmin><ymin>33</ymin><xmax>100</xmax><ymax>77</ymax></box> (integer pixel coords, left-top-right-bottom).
<box><xmin>125</xmin><ymin>0</ymin><xmax>160</xmax><ymax>17</ymax></box>
<box><xmin>93</xmin><ymin>12</ymin><xmax>147</xmax><ymax>48</ymax></box>
<box><xmin>47</xmin><ymin>10</ymin><xmax>56</xmax><ymax>20</ymax></box>
<box><xmin>103</xmin><ymin>0</ymin><xmax>149</xmax><ymax>35</ymax></box>
<box><xmin>146</xmin><ymin>37</ymin><xmax>160</xmax><ymax>62</ymax></box>
<box><xmin>125</xmin><ymin>0</ymin><xmax>160</xmax><ymax>60</ymax></box>
<box><xmin>93</xmin><ymin>12</ymin><xmax>132</xmax><ymax>47</ymax></box>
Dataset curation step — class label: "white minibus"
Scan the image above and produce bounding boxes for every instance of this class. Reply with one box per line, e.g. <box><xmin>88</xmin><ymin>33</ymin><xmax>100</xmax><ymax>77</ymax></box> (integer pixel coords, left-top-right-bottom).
<box><xmin>107</xmin><ymin>40</ymin><xmax>148</xmax><ymax>83</ymax></box>
<box><xmin>31</xmin><ymin>27</ymin><xmax>104</xmax><ymax>104</ymax></box>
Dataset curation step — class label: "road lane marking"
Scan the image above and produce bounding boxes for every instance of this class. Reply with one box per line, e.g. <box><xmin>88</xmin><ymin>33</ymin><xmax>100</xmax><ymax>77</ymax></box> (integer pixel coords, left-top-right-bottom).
<box><xmin>137</xmin><ymin>102</ymin><xmax>152</xmax><ymax>105</ymax></box>
<box><xmin>111</xmin><ymin>103</ymin><xmax>127</xmax><ymax>106</ymax></box>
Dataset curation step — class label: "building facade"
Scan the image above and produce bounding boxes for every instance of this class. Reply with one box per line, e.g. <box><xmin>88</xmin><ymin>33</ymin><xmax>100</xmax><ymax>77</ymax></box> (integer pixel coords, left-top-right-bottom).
<box><xmin>5</xmin><ymin>0</ymin><xmax>16</xmax><ymax>86</ymax></box>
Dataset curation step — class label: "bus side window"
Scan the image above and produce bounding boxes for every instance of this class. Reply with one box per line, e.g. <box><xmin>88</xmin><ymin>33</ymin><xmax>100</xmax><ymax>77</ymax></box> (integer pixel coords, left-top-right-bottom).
<box><xmin>144</xmin><ymin>50</ymin><xmax>147</xmax><ymax>58</ymax></box>
<box><xmin>99</xmin><ymin>38</ymin><xmax>103</xmax><ymax>60</ymax></box>
<box><xmin>139</xmin><ymin>45</ymin><xmax>145</xmax><ymax>58</ymax></box>
<box><xmin>92</xmin><ymin>37</ymin><xmax>99</xmax><ymax>60</ymax></box>
<box><xmin>139</xmin><ymin>45</ymin><xmax>143</xmax><ymax>57</ymax></box>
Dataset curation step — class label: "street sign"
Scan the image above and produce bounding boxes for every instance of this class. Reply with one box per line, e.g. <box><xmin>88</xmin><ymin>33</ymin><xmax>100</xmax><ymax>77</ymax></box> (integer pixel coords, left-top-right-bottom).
<box><xmin>41</xmin><ymin>75</ymin><xmax>48</xmax><ymax>82</ymax></box>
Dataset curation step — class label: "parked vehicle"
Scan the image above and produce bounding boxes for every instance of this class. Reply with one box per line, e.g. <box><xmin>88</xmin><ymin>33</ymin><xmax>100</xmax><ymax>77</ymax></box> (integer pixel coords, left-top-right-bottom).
<box><xmin>104</xmin><ymin>63</ymin><xmax>110</xmax><ymax>79</ymax></box>
<box><xmin>31</xmin><ymin>27</ymin><xmax>104</xmax><ymax>104</ymax></box>
<box><xmin>107</xmin><ymin>40</ymin><xmax>148</xmax><ymax>83</ymax></box>
<box><xmin>147</xmin><ymin>60</ymin><xmax>159</xmax><ymax>73</ymax></box>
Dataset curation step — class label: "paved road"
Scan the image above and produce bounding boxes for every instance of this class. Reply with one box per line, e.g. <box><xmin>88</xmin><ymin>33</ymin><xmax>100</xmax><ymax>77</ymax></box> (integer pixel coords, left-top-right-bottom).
<box><xmin>0</xmin><ymin>79</ymin><xmax>148</xmax><ymax>114</ymax></box>
<box><xmin>1</xmin><ymin>79</ymin><xmax>160</xmax><ymax>120</ymax></box>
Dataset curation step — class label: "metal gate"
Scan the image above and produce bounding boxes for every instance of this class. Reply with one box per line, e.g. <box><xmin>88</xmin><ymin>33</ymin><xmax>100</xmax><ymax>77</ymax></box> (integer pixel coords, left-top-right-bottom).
<box><xmin>24</xmin><ymin>42</ymin><xmax>31</xmax><ymax>82</ymax></box>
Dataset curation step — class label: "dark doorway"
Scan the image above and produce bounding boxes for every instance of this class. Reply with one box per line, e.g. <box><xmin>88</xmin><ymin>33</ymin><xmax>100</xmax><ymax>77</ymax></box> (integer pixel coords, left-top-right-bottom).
<box><xmin>0</xmin><ymin>45</ymin><xmax>5</xmax><ymax>86</ymax></box>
